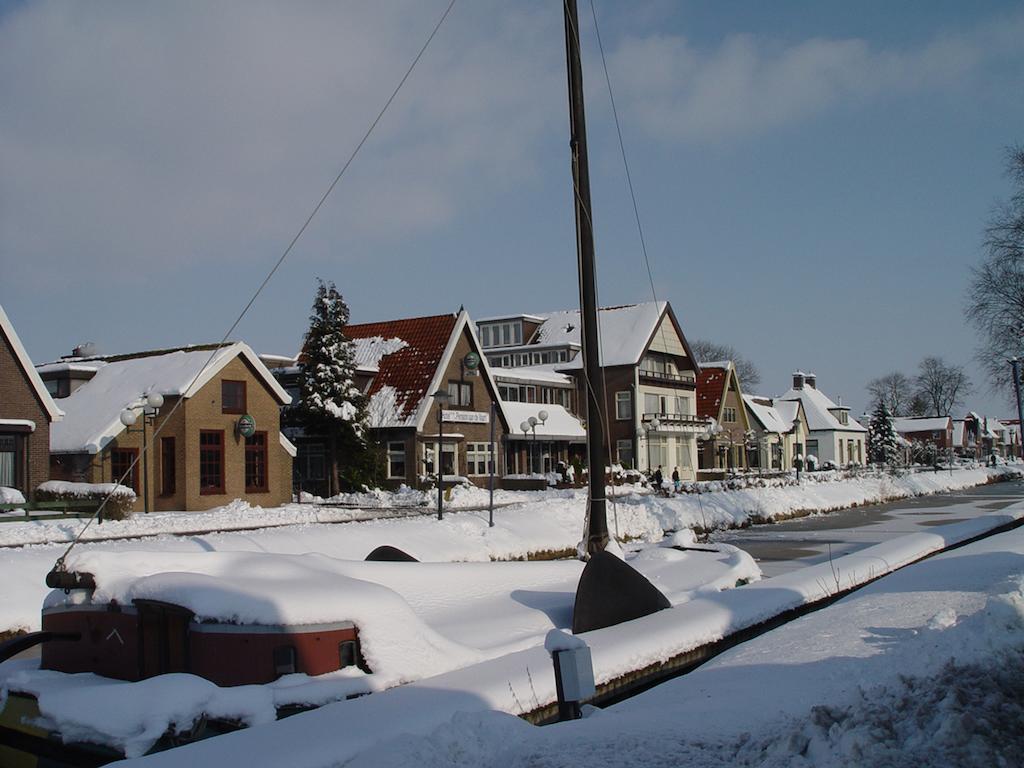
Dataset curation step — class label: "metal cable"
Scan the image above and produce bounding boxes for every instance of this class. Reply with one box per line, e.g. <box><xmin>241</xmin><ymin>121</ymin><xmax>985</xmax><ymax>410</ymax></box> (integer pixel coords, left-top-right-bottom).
<box><xmin>51</xmin><ymin>0</ymin><xmax>458</xmax><ymax>573</ymax></box>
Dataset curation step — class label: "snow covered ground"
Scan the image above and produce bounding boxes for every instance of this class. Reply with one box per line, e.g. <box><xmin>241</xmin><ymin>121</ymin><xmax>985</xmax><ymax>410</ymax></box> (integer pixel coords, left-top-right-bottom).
<box><xmin>121</xmin><ymin>512</ymin><xmax>1024</xmax><ymax>768</ymax></box>
<box><xmin>0</xmin><ymin>539</ymin><xmax>757</xmax><ymax>757</ymax></box>
<box><xmin>0</xmin><ymin>466</ymin><xmax>1017</xmax><ymax>637</ymax></box>
<box><xmin>0</xmin><ymin>465</ymin><xmax>1016</xmax><ymax>549</ymax></box>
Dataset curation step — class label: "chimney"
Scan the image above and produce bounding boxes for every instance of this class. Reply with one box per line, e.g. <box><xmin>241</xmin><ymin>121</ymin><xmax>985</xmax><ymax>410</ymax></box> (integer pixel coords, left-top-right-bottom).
<box><xmin>71</xmin><ymin>342</ymin><xmax>97</xmax><ymax>358</ymax></box>
<box><xmin>805</xmin><ymin>372</ymin><xmax>817</xmax><ymax>389</ymax></box>
<box><xmin>792</xmin><ymin>370</ymin><xmax>805</xmax><ymax>390</ymax></box>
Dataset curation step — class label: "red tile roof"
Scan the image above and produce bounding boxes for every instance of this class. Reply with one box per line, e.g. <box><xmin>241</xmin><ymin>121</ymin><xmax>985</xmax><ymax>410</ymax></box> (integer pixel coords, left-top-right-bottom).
<box><xmin>696</xmin><ymin>367</ymin><xmax>728</xmax><ymax>420</ymax></box>
<box><xmin>345</xmin><ymin>314</ymin><xmax>457</xmax><ymax>424</ymax></box>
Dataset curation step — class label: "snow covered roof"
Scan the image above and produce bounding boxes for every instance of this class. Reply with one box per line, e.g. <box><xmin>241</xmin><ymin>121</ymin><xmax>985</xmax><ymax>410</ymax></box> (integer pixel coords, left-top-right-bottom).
<box><xmin>742</xmin><ymin>395</ymin><xmax>788</xmax><ymax>434</ymax></box>
<box><xmin>49</xmin><ymin>342</ymin><xmax>289</xmax><ymax>454</ymax></box>
<box><xmin>475</xmin><ymin>313</ymin><xmax>547</xmax><ymax>323</ymax></box>
<box><xmin>502</xmin><ymin>403</ymin><xmax>585</xmax><ymax>441</ymax></box>
<box><xmin>777</xmin><ymin>381</ymin><xmax>866</xmax><ymax>433</ymax></box>
<box><xmin>492</xmin><ymin>365</ymin><xmax>574</xmax><ymax>385</ymax></box>
<box><xmin>892</xmin><ymin>416</ymin><xmax>951</xmax><ymax>434</ymax></box>
<box><xmin>346</xmin><ymin>314</ymin><xmax>457</xmax><ymax>429</ymax></box>
<box><xmin>0</xmin><ymin>303</ymin><xmax>63</xmax><ymax>422</ymax></box>
<box><xmin>352</xmin><ymin>337</ymin><xmax>409</xmax><ymax>373</ymax></box>
<box><xmin>529</xmin><ymin>302</ymin><xmax>670</xmax><ymax>368</ymax></box>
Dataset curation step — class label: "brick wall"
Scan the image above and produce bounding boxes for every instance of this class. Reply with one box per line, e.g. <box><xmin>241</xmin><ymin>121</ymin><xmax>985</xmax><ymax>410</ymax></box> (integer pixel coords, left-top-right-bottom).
<box><xmin>0</xmin><ymin>327</ymin><xmax>52</xmax><ymax>498</ymax></box>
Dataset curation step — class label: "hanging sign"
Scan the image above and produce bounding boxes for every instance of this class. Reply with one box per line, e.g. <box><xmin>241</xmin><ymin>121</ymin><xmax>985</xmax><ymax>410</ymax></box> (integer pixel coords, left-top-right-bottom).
<box><xmin>236</xmin><ymin>414</ymin><xmax>256</xmax><ymax>438</ymax></box>
<box><xmin>463</xmin><ymin>352</ymin><xmax>481</xmax><ymax>377</ymax></box>
<box><xmin>442</xmin><ymin>410</ymin><xmax>489</xmax><ymax>424</ymax></box>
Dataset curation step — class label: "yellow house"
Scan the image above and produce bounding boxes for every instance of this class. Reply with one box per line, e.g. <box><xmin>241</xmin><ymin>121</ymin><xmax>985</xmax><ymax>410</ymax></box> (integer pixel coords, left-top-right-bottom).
<box><xmin>41</xmin><ymin>343</ymin><xmax>294</xmax><ymax>513</ymax></box>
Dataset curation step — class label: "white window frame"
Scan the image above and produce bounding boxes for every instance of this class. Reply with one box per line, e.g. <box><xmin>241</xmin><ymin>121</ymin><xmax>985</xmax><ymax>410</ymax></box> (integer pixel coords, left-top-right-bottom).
<box><xmin>616</xmin><ymin>439</ymin><xmax>634</xmax><ymax>469</ymax></box>
<box><xmin>723</xmin><ymin>406</ymin><xmax>737</xmax><ymax>423</ymax></box>
<box><xmin>387</xmin><ymin>441</ymin><xmax>406</xmax><ymax>479</ymax></box>
<box><xmin>466</xmin><ymin>442</ymin><xmax>493</xmax><ymax>476</ymax></box>
<box><xmin>615</xmin><ymin>391</ymin><xmax>632</xmax><ymax>421</ymax></box>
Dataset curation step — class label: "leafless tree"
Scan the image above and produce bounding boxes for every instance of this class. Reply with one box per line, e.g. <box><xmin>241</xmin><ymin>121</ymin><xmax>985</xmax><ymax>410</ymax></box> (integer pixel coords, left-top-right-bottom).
<box><xmin>914</xmin><ymin>357</ymin><xmax>971</xmax><ymax>417</ymax></box>
<box><xmin>966</xmin><ymin>144</ymin><xmax>1024</xmax><ymax>401</ymax></box>
<box><xmin>690</xmin><ymin>339</ymin><xmax>761</xmax><ymax>389</ymax></box>
<box><xmin>866</xmin><ymin>372</ymin><xmax>914</xmax><ymax>415</ymax></box>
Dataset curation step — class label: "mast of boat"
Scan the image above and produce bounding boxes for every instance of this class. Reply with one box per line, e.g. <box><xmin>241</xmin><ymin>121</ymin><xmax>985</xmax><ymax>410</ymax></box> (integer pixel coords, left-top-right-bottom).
<box><xmin>563</xmin><ymin>0</ymin><xmax>608</xmax><ymax>556</ymax></box>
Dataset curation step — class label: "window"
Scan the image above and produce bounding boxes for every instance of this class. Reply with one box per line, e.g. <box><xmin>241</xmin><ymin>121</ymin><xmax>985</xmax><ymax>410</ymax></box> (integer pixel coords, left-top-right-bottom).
<box><xmin>387</xmin><ymin>441</ymin><xmax>406</xmax><ymax>479</ymax></box>
<box><xmin>273</xmin><ymin>645</ymin><xmax>297</xmax><ymax>676</ymax></box>
<box><xmin>805</xmin><ymin>439</ymin><xmax>818</xmax><ymax>457</ymax></box>
<box><xmin>110</xmin><ymin>447</ymin><xmax>138</xmax><ymax>492</ymax></box>
<box><xmin>499</xmin><ymin>384</ymin><xmax>518</xmax><ymax>402</ymax></box>
<box><xmin>466</xmin><ymin>442</ymin><xmax>494</xmax><ymax>476</ymax></box>
<box><xmin>615</xmin><ymin>391</ymin><xmax>632</xmax><ymax>420</ymax></box>
<box><xmin>675</xmin><ymin>439</ymin><xmax>693</xmax><ymax>470</ymax></box>
<box><xmin>339</xmin><ymin>640</ymin><xmax>359</xmax><ymax>669</ymax></box>
<box><xmin>245</xmin><ymin>432</ymin><xmax>268</xmax><ymax>492</ymax></box>
<box><xmin>222</xmin><ymin>380</ymin><xmax>246</xmax><ymax>414</ymax></box>
<box><xmin>0</xmin><ymin>435</ymin><xmax>20</xmax><ymax>490</ymax></box>
<box><xmin>423</xmin><ymin>444</ymin><xmax>456</xmax><ymax>476</ymax></box>
<box><xmin>447</xmin><ymin>381</ymin><xmax>472</xmax><ymax>408</ymax></box>
<box><xmin>616</xmin><ymin>439</ymin><xmax>634</xmax><ymax>469</ymax></box>
<box><xmin>644</xmin><ymin>393</ymin><xmax>660</xmax><ymax>416</ymax></box>
<box><xmin>649</xmin><ymin>435</ymin><xmax>669</xmax><ymax>469</ymax></box>
<box><xmin>838</xmin><ymin>411</ymin><xmax>849</xmax><ymax>425</ymax></box>
<box><xmin>723</xmin><ymin>407</ymin><xmax>737</xmax><ymax>423</ymax></box>
<box><xmin>160</xmin><ymin>437</ymin><xmax>176</xmax><ymax>496</ymax></box>
<box><xmin>200</xmin><ymin>430</ymin><xmax>225</xmax><ymax>494</ymax></box>
<box><xmin>297</xmin><ymin>443</ymin><xmax>326</xmax><ymax>484</ymax></box>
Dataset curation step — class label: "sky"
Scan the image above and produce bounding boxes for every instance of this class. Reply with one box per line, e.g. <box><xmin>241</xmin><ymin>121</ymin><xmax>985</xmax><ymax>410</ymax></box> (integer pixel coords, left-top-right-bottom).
<box><xmin>2</xmin><ymin>0</ymin><xmax>1023</xmax><ymax>419</ymax></box>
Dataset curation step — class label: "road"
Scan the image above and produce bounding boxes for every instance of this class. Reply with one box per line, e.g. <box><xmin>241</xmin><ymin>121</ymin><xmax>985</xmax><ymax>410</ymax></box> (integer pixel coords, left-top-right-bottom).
<box><xmin>713</xmin><ymin>478</ymin><xmax>1024</xmax><ymax>577</ymax></box>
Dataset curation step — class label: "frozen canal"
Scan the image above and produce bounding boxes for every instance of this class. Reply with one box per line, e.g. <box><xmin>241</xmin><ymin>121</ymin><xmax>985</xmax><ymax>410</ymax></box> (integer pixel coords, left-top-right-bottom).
<box><xmin>713</xmin><ymin>477</ymin><xmax>1024</xmax><ymax>577</ymax></box>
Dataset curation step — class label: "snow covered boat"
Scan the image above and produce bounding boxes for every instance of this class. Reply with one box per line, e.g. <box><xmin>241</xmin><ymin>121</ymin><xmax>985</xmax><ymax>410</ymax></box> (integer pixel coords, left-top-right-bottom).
<box><xmin>0</xmin><ymin>541</ymin><xmax>758</xmax><ymax>762</ymax></box>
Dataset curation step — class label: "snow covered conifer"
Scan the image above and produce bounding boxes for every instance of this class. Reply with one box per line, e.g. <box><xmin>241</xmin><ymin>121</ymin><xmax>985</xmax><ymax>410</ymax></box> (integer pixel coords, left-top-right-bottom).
<box><xmin>298</xmin><ymin>280</ymin><xmax>375</xmax><ymax>494</ymax></box>
<box><xmin>867</xmin><ymin>401</ymin><xmax>900</xmax><ymax>467</ymax></box>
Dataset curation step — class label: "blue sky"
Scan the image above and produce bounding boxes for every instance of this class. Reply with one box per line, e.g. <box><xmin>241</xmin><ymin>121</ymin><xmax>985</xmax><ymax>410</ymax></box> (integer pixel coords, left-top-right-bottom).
<box><xmin>1</xmin><ymin>1</ymin><xmax>1022</xmax><ymax>418</ymax></box>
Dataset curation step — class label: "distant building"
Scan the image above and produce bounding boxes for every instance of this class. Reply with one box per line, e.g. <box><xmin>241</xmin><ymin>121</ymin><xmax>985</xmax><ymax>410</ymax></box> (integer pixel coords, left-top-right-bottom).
<box><xmin>477</xmin><ymin>301</ymin><xmax>704</xmax><ymax>479</ymax></box>
<box><xmin>778</xmin><ymin>371</ymin><xmax>867</xmax><ymax>466</ymax></box>
<box><xmin>0</xmin><ymin>303</ymin><xmax>63</xmax><ymax>500</ymax></box>
<box><xmin>742</xmin><ymin>394</ymin><xmax>809</xmax><ymax>471</ymax></box>
<box><xmin>268</xmin><ymin>310</ymin><xmax>512</xmax><ymax>495</ymax></box>
<box><xmin>696</xmin><ymin>361</ymin><xmax>752</xmax><ymax>472</ymax></box>
<box><xmin>892</xmin><ymin>416</ymin><xmax>953</xmax><ymax>451</ymax></box>
<box><xmin>40</xmin><ymin>343</ymin><xmax>294</xmax><ymax>512</ymax></box>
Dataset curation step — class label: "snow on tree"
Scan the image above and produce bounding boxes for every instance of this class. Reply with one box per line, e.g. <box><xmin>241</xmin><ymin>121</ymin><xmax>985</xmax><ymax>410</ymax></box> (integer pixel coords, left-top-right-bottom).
<box><xmin>867</xmin><ymin>400</ymin><xmax>901</xmax><ymax>466</ymax></box>
<box><xmin>301</xmin><ymin>280</ymin><xmax>364</xmax><ymax>426</ymax></box>
<box><xmin>298</xmin><ymin>280</ymin><xmax>376</xmax><ymax>493</ymax></box>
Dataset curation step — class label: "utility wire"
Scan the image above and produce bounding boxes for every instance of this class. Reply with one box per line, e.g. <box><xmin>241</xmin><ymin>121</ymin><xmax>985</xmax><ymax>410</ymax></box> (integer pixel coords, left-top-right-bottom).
<box><xmin>52</xmin><ymin>0</ymin><xmax>458</xmax><ymax>574</ymax></box>
<box><xmin>589</xmin><ymin>0</ymin><xmax>681</xmax><ymax>487</ymax></box>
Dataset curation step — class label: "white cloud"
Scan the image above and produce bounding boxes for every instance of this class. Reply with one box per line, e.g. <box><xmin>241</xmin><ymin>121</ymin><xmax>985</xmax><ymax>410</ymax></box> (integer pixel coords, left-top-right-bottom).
<box><xmin>0</xmin><ymin>1</ymin><xmax>565</xmax><ymax>283</ymax></box>
<box><xmin>604</xmin><ymin>13</ymin><xmax>1024</xmax><ymax>142</ymax></box>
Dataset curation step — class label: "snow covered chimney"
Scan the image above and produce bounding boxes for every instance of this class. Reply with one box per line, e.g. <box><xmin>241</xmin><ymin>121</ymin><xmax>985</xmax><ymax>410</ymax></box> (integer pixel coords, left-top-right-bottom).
<box><xmin>71</xmin><ymin>342</ymin><xmax>97</xmax><ymax>358</ymax></box>
<box><xmin>805</xmin><ymin>373</ymin><xmax>817</xmax><ymax>389</ymax></box>
<box><xmin>792</xmin><ymin>371</ymin><xmax>805</xmax><ymax>390</ymax></box>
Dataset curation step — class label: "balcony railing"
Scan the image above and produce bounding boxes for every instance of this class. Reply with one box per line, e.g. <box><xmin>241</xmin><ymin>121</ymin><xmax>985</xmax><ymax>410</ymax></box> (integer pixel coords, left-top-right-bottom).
<box><xmin>638</xmin><ymin>369</ymin><xmax>694</xmax><ymax>385</ymax></box>
<box><xmin>642</xmin><ymin>412</ymin><xmax>709</xmax><ymax>431</ymax></box>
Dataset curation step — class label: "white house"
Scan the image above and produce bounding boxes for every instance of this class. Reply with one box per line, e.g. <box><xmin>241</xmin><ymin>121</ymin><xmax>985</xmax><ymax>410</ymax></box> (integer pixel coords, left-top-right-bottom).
<box><xmin>778</xmin><ymin>371</ymin><xmax>867</xmax><ymax>467</ymax></box>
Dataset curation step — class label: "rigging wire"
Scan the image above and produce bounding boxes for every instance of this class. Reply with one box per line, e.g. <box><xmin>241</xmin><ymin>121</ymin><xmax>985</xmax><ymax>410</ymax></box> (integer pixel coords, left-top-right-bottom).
<box><xmin>588</xmin><ymin>0</ymin><xmax>681</xmax><ymax>490</ymax></box>
<box><xmin>51</xmin><ymin>0</ymin><xmax>459</xmax><ymax>574</ymax></box>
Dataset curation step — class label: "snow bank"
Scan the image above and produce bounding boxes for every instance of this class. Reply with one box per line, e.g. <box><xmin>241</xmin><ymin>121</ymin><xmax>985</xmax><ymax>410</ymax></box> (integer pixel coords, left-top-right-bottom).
<box><xmin>126</xmin><ymin>516</ymin><xmax>1024</xmax><ymax>768</ymax></box>
<box><xmin>0</xmin><ymin>487</ymin><xmax>25</xmax><ymax>505</ymax></box>
<box><xmin>36</xmin><ymin>480</ymin><xmax>135</xmax><ymax>499</ymax></box>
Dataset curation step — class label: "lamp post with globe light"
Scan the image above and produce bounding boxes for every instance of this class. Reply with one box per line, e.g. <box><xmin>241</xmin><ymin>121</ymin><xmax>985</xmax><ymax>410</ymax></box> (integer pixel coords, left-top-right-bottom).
<box><xmin>119</xmin><ymin>391</ymin><xmax>164</xmax><ymax>514</ymax></box>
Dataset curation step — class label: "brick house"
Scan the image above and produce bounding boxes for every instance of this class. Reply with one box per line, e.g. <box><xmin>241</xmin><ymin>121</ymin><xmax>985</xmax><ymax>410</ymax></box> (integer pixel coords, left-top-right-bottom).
<box><xmin>269</xmin><ymin>310</ymin><xmax>511</xmax><ymax>494</ymax></box>
<box><xmin>893</xmin><ymin>416</ymin><xmax>954</xmax><ymax>451</ymax></box>
<box><xmin>478</xmin><ymin>301</ymin><xmax>704</xmax><ymax>480</ymax></box>
<box><xmin>696</xmin><ymin>361</ymin><xmax>752</xmax><ymax>472</ymax></box>
<box><xmin>40</xmin><ymin>343</ymin><xmax>294</xmax><ymax>513</ymax></box>
<box><xmin>0</xmin><ymin>303</ymin><xmax>63</xmax><ymax>500</ymax></box>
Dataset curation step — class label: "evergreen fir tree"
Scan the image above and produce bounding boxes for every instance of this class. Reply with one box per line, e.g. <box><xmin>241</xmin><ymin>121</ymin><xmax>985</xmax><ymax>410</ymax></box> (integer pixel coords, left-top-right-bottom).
<box><xmin>298</xmin><ymin>279</ymin><xmax>374</xmax><ymax>494</ymax></box>
<box><xmin>867</xmin><ymin>400</ymin><xmax>900</xmax><ymax>467</ymax></box>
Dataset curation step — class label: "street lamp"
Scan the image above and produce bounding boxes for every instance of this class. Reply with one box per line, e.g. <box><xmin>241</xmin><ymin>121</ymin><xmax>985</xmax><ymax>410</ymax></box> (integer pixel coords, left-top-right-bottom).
<box><xmin>431</xmin><ymin>388</ymin><xmax>450</xmax><ymax>521</ymax></box>
<box><xmin>520</xmin><ymin>410</ymin><xmax>549</xmax><ymax>475</ymax></box>
<box><xmin>644</xmin><ymin>416</ymin><xmax>661</xmax><ymax>474</ymax></box>
<box><xmin>119</xmin><ymin>391</ymin><xmax>164</xmax><ymax>514</ymax></box>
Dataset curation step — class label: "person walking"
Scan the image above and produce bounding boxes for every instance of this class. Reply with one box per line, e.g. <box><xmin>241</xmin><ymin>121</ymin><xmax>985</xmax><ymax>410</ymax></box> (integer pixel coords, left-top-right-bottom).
<box><xmin>672</xmin><ymin>466</ymin><xmax>681</xmax><ymax>493</ymax></box>
<box><xmin>653</xmin><ymin>465</ymin><xmax>664</xmax><ymax>492</ymax></box>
